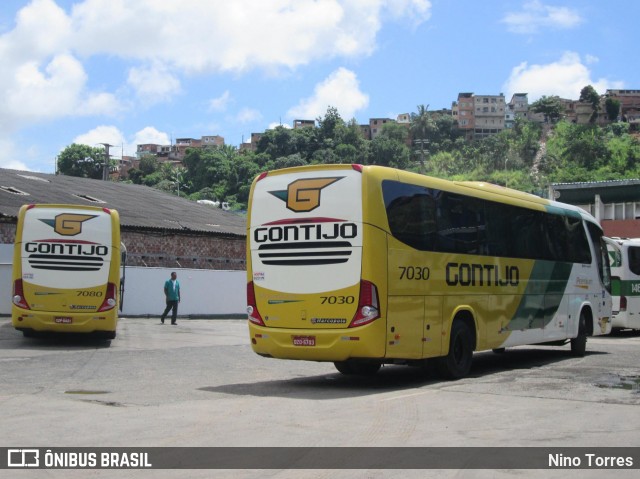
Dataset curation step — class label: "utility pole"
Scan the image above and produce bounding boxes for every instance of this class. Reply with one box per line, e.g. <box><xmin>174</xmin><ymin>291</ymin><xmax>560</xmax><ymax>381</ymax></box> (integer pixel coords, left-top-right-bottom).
<box><xmin>99</xmin><ymin>143</ymin><xmax>113</xmax><ymax>181</ymax></box>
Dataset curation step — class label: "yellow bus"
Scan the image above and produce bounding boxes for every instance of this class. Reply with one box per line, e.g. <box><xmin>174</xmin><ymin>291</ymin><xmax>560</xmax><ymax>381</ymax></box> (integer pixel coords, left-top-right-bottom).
<box><xmin>246</xmin><ymin>165</ymin><xmax>612</xmax><ymax>378</ymax></box>
<box><xmin>12</xmin><ymin>204</ymin><xmax>124</xmax><ymax>339</ymax></box>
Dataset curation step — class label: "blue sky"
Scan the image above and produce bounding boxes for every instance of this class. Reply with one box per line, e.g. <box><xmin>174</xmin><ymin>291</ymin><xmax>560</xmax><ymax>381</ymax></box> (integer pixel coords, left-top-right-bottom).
<box><xmin>0</xmin><ymin>0</ymin><xmax>637</xmax><ymax>173</ymax></box>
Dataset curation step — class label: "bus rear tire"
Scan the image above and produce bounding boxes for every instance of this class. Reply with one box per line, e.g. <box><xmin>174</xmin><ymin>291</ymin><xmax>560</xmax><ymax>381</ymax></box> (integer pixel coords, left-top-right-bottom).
<box><xmin>570</xmin><ymin>312</ymin><xmax>587</xmax><ymax>357</ymax></box>
<box><xmin>437</xmin><ymin>320</ymin><xmax>474</xmax><ymax>380</ymax></box>
<box><xmin>334</xmin><ymin>360</ymin><xmax>381</xmax><ymax>376</ymax></box>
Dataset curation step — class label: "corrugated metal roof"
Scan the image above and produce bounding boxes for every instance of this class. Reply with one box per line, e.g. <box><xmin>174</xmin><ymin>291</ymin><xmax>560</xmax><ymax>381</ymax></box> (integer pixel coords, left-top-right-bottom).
<box><xmin>550</xmin><ymin>179</ymin><xmax>640</xmax><ymax>204</ymax></box>
<box><xmin>0</xmin><ymin>168</ymin><xmax>246</xmax><ymax>237</ymax></box>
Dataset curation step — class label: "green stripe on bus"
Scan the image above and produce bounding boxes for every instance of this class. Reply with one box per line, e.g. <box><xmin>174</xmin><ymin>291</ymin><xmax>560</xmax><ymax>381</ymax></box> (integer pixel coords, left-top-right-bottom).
<box><xmin>507</xmin><ymin>261</ymin><xmax>573</xmax><ymax>331</ymax></box>
<box><xmin>612</xmin><ymin>279</ymin><xmax>640</xmax><ymax>297</ymax></box>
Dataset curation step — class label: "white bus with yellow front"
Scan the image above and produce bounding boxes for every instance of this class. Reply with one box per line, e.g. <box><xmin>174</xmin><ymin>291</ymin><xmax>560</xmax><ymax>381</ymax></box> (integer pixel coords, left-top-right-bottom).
<box><xmin>246</xmin><ymin>164</ymin><xmax>612</xmax><ymax>377</ymax></box>
<box><xmin>12</xmin><ymin>204</ymin><xmax>124</xmax><ymax>339</ymax></box>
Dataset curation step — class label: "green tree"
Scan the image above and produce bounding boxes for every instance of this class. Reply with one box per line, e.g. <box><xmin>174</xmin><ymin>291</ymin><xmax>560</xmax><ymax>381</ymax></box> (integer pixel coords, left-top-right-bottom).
<box><xmin>367</xmin><ymin>135</ymin><xmax>410</xmax><ymax>169</ymax></box>
<box><xmin>316</xmin><ymin>106</ymin><xmax>344</xmax><ymax>146</ymax></box>
<box><xmin>139</xmin><ymin>155</ymin><xmax>160</xmax><ymax>175</ymax></box>
<box><xmin>427</xmin><ymin>112</ymin><xmax>462</xmax><ymax>153</ymax></box>
<box><xmin>57</xmin><ymin>143</ymin><xmax>109</xmax><ymax>179</ymax></box>
<box><xmin>530</xmin><ymin>96</ymin><xmax>564</xmax><ymax>123</ymax></box>
<box><xmin>257</xmin><ymin>126</ymin><xmax>302</xmax><ymax>160</ymax></box>
<box><xmin>605</xmin><ymin>97</ymin><xmax>621</xmax><ymax>122</ymax></box>
<box><xmin>379</xmin><ymin>121</ymin><xmax>409</xmax><ymax>144</ymax></box>
<box><xmin>579</xmin><ymin>85</ymin><xmax>601</xmax><ymax>123</ymax></box>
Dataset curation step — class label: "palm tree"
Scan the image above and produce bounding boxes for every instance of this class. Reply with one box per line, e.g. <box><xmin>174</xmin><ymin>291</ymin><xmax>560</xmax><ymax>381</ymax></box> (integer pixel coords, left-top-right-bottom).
<box><xmin>410</xmin><ymin>104</ymin><xmax>433</xmax><ymax>171</ymax></box>
<box><xmin>170</xmin><ymin>166</ymin><xmax>189</xmax><ymax>196</ymax></box>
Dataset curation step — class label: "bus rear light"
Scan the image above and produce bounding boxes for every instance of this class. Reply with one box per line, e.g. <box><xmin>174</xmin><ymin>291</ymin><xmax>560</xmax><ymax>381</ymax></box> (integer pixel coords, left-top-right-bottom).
<box><xmin>97</xmin><ymin>283</ymin><xmax>117</xmax><ymax>312</ymax></box>
<box><xmin>247</xmin><ymin>281</ymin><xmax>265</xmax><ymax>326</ymax></box>
<box><xmin>12</xmin><ymin>279</ymin><xmax>30</xmax><ymax>310</ymax></box>
<box><xmin>349</xmin><ymin>280</ymin><xmax>380</xmax><ymax>328</ymax></box>
<box><xmin>620</xmin><ymin>295</ymin><xmax>627</xmax><ymax>311</ymax></box>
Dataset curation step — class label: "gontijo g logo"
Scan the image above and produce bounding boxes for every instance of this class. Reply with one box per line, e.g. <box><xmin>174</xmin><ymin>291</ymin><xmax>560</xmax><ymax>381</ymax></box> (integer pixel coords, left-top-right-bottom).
<box><xmin>40</xmin><ymin>213</ymin><xmax>97</xmax><ymax>237</ymax></box>
<box><xmin>269</xmin><ymin>177</ymin><xmax>344</xmax><ymax>212</ymax></box>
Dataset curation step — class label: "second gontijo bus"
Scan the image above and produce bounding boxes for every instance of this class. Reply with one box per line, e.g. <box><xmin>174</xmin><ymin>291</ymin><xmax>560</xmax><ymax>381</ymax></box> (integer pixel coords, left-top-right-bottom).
<box><xmin>12</xmin><ymin>204</ymin><xmax>124</xmax><ymax>339</ymax></box>
<box><xmin>605</xmin><ymin>237</ymin><xmax>640</xmax><ymax>331</ymax></box>
<box><xmin>247</xmin><ymin>165</ymin><xmax>612</xmax><ymax>378</ymax></box>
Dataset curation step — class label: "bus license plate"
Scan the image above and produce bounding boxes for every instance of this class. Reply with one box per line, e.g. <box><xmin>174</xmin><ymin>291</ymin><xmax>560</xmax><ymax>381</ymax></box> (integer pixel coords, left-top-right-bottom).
<box><xmin>292</xmin><ymin>335</ymin><xmax>315</xmax><ymax>346</ymax></box>
<box><xmin>55</xmin><ymin>317</ymin><xmax>72</xmax><ymax>324</ymax></box>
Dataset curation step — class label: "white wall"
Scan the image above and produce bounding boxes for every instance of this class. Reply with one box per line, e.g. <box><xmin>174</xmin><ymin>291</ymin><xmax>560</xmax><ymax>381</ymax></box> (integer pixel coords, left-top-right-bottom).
<box><xmin>1</xmin><ymin>244</ymin><xmax>13</xmax><ymax>315</ymax></box>
<box><xmin>0</xmin><ymin>244</ymin><xmax>246</xmax><ymax>317</ymax></box>
<box><xmin>121</xmin><ymin>267</ymin><xmax>246</xmax><ymax>317</ymax></box>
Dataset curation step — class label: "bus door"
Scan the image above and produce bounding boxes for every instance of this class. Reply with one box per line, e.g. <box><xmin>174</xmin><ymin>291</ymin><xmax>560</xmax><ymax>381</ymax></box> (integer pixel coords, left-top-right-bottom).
<box><xmin>605</xmin><ymin>238</ymin><xmax>622</xmax><ymax>316</ymax></box>
<box><xmin>586</xmin><ymin>223</ymin><xmax>612</xmax><ymax>335</ymax></box>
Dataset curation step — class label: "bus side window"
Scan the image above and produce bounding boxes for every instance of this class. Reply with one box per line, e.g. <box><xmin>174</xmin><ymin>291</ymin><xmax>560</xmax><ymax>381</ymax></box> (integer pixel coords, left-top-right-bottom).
<box><xmin>510</xmin><ymin>209</ymin><xmax>544</xmax><ymax>259</ymax></box>
<box><xmin>628</xmin><ymin>247</ymin><xmax>640</xmax><ymax>276</ymax></box>
<box><xmin>383</xmin><ymin>181</ymin><xmax>437</xmax><ymax>251</ymax></box>
<box><xmin>484</xmin><ymin>203</ymin><xmax>512</xmax><ymax>257</ymax></box>
<box><xmin>436</xmin><ymin>192</ymin><xmax>486</xmax><ymax>255</ymax></box>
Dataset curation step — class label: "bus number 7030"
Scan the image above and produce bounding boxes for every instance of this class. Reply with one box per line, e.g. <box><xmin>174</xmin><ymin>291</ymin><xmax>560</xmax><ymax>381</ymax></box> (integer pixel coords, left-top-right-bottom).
<box><xmin>399</xmin><ymin>266</ymin><xmax>430</xmax><ymax>280</ymax></box>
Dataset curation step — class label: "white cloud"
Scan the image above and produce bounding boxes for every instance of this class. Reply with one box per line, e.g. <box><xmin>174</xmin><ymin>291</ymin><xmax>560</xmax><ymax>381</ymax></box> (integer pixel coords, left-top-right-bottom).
<box><xmin>3</xmin><ymin>53</ymin><xmax>119</xmax><ymax>127</ymax></box>
<box><xmin>0</xmin><ymin>1</ymin><xmax>121</xmax><ymax>130</ymax></box>
<box><xmin>208</xmin><ymin>91</ymin><xmax>232</xmax><ymax>112</ymax></box>
<box><xmin>0</xmin><ymin>138</ymin><xmax>29</xmax><ymax>170</ymax></box>
<box><xmin>132</xmin><ymin>127</ymin><xmax>171</xmax><ymax>147</ymax></box>
<box><xmin>66</xmin><ymin>0</ymin><xmax>430</xmax><ymax>73</ymax></box>
<box><xmin>503</xmin><ymin>52</ymin><xmax>624</xmax><ymax>101</ymax></box>
<box><xmin>127</xmin><ymin>62</ymin><xmax>182</xmax><ymax>104</ymax></box>
<box><xmin>268</xmin><ymin>122</ymin><xmax>291</xmax><ymax>130</ymax></box>
<box><xmin>71</xmin><ymin>125</ymin><xmax>171</xmax><ymax>158</ymax></box>
<box><xmin>73</xmin><ymin>125</ymin><xmax>126</xmax><ymax>150</ymax></box>
<box><xmin>287</xmin><ymin>67</ymin><xmax>369</xmax><ymax>121</ymax></box>
<box><xmin>502</xmin><ymin>1</ymin><xmax>583</xmax><ymax>34</ymax></box>
<box><xmin>585</xmin><ymin>54</ymin><xmax>599</xmax><ymax>65</ymax></box>
<box><xmin>236</xmin><ymin>108</ymin><xmax>263</xmax><ymax>124</ymax></box>
<box><xmin>0</xmin><ymin>0</ymin><xmax>431</xmax><ymax>170</ymax></box>
<box><xmin>0</xmin><ymin>0</ymin><xmax>425</xmax><ymax>125</ymax></box>
<box><xmin>384</xmin><ymin>0</ymin><xmax>432</xmax><ymax>28</ymax></box>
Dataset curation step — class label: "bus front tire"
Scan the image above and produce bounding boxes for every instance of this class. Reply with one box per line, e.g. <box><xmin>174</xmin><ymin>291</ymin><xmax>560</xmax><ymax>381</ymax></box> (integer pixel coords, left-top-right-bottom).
<box><xmin>437</xmin><ymin>320</ymin><xmax>474</xmax><ymax>380</ymax></box>
<box><xmin>334</xmin><ymin>360</ymin><xmax>381</xmax><ymax>376</ymax></box>
<box><xmin>570</xmin><ymin>312</ymin><xmax>587</xmax><ymax>357</ymax></box>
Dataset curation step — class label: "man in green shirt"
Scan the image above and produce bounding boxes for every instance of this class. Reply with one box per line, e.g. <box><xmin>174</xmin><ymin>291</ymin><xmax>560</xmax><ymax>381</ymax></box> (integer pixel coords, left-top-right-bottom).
<box><xmin>160</xmin><ymin>271</ymin><xmax>181</xmax><ymax>325</ymax></box>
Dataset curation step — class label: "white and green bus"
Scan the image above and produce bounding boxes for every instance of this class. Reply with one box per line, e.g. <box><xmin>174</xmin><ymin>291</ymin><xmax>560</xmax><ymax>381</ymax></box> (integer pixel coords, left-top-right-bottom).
<box><xmin>246</xmin><ymin>165</ymin><xmax>613</xmax><ymax>377</ymax></box>
<box><xmin>606</xmin><ymin>237</ymin><xmax>640</xmax><ymax>331</ymax></box>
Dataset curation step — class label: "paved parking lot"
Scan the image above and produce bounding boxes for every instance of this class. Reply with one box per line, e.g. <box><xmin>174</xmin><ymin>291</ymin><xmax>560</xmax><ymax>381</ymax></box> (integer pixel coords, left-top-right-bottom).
<box><xmin>1</xmin><ymin>317</ymin><xmax>639</xmax><ymax>478</ymax></box>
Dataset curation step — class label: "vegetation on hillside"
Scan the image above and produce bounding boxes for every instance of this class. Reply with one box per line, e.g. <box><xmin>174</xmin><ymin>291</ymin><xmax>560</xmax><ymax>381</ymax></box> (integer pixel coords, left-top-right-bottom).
<box><xmin>57</xmin><ymin>89</ymin><xmax>640</xmax><ymax>211</ymax></box>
